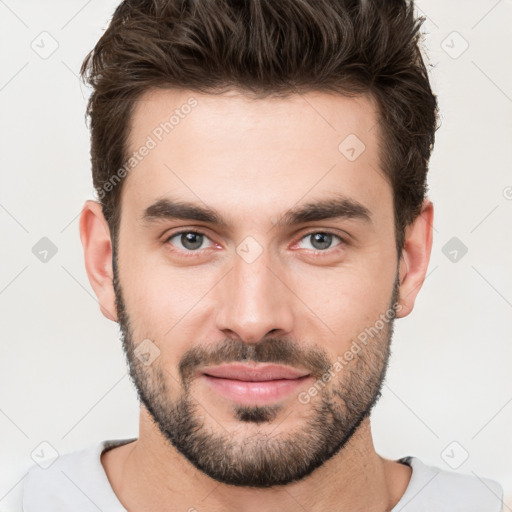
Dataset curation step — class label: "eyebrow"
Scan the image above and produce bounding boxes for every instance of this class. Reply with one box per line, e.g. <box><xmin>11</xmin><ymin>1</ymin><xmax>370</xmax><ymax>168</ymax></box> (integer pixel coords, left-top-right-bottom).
<box><xmin>141</xmin><ymin>195</ymin><xmax>372</xmax><ymax>227</ymax></box>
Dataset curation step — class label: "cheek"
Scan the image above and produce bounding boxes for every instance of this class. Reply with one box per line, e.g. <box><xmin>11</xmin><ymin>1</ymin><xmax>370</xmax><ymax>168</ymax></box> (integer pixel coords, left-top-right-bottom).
<box><xmin>289</xmin><ymin>257</ymin><xmax>396</xmax><ymax>345</ymax></box>
<box><xmin>119</xmin><ymin>248</ymin><xmax>219</xmax><ymax>338</ymax></box>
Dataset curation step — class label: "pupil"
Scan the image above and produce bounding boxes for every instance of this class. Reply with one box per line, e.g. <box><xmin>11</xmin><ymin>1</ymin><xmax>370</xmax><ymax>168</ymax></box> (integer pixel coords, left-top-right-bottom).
<box><xmin>311</xmin><ymin>233</ymin><xmax>331</xmax><ymax>250</ymax></box>
<box><xmin>182</xmin><ymin>233</ymin><xmax>203</xmax><ymax>250</ymax></box>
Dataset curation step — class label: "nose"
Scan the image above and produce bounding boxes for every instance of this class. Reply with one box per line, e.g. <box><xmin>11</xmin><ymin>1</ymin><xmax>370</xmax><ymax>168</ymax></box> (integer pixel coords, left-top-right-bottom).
<box><xmin>214</xmin><ymin>248</ymin><xmax>295</xmax><ymax>344</ymax></box>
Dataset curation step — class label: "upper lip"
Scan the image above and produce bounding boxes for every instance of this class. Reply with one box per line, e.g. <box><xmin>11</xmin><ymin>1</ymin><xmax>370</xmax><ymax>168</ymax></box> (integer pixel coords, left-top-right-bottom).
<box><xmin>201</xmin><ymin>364</ymin><xmax>310</xmax><ymax>381</ymax></box>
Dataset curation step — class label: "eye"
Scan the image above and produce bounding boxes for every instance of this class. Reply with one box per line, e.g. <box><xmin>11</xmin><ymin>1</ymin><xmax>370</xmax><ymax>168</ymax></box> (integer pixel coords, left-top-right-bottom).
<box><xmin>165</xmin><ymin>231</ymin><xmax>214</xmax><ymax>252</ymax></box>
<box><xmin>297</xmin><ymin>231</ymin><xmax>344</xmax><ymax>252</ymax></box>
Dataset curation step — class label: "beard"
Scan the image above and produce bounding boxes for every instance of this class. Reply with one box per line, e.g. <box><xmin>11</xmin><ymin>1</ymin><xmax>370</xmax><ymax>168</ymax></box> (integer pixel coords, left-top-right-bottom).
<box><xmin>113</xmin><ymin>256</ymin><xmax>399</xmax><ymax>488</ymax></box>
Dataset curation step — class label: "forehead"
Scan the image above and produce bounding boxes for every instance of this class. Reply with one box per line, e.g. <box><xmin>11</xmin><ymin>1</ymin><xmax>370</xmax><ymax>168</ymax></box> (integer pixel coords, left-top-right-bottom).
<box><xmin>120</xmin><ymin>88</ymin><xmax>391</xmax><ymax>228</ymax></box>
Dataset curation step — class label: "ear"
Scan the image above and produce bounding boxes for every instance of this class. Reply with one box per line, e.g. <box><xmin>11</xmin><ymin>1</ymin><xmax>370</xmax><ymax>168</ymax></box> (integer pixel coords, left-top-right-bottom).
<box><xmin>79</xmin><ymin>200</ymin><xmax>118</xmax><ymax>322</ymax></box>
<box><xmin>396</xmin><ymin>200</ymin><xmax>434</xmax><ymax>318</ymax></box>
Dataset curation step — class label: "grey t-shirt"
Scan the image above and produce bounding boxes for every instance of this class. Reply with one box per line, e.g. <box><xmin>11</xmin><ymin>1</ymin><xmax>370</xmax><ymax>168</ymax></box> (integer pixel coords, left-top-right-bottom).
<box><xmin>22</xmin><ymin>438</ymin><xmax>504</xmax><ymax>511</ymax></box>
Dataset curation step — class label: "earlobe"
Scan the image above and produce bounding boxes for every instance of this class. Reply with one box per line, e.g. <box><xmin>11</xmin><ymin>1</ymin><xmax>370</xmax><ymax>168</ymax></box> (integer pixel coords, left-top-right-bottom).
<box><xmin>79</xmin><ymin>200</ymin><xmax>118</xmax><ymax>322</ymax></box>
<box><xmin>396</xmin><ymin>200</ymin><xmax>434</xmax><ymax>318</ymax></box>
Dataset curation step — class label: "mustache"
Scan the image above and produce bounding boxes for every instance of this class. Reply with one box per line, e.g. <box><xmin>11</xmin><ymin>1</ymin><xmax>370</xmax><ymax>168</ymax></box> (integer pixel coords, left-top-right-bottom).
<box><xmin>178</xmin><ymin>337</ymin><xmax>332</xmax><ymax>384</ymax></box>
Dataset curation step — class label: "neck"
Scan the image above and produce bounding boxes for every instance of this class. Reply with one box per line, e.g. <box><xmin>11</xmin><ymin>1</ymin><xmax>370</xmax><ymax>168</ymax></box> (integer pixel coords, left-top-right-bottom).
<box><xmin>102</xmin><ymin>408</ymin><xmax>411</xmax><ymax>512</ymax></box>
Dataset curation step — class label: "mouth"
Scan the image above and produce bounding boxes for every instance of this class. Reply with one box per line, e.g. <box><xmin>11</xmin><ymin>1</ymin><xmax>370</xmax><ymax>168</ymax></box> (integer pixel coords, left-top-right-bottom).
<box><xmin>199</xmin><ymin>363</ymin><xmax>312</xmax><ymax>404</ymax></box>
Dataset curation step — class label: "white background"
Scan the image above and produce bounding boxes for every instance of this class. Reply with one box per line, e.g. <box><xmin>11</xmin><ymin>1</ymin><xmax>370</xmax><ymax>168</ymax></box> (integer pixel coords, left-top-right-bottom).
<box><xmin>1</xmin><ymin>0</ymin><xmax>511</xmax><ymax>510</ymax></box>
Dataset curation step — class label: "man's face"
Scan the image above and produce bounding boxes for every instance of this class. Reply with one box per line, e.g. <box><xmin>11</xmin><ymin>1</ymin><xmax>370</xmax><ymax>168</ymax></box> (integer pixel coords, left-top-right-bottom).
<box><xmin>113</xmin><ymin>89</ymin><xmax>399</xmax><ymax>487</ymax></box>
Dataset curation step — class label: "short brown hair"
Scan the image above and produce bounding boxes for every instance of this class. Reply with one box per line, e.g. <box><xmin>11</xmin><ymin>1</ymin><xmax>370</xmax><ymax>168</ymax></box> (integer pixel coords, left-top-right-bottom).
<box><xmin>80</xmin><ymin>0</ymin><xmax>438</xmax><ymax>253</ymax></box>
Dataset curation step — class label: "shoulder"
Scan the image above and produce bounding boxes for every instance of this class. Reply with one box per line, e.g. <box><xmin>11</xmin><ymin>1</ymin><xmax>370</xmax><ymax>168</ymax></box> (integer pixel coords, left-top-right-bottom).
<box><xmin>392</xmin><ymin>456</ymin><xmax>504</xmax><ymax>512</ymax></box>
<box><xmin>22</xmin><ymin>438</ymin><xmax>135</xmax><ymax>512</ymax></box>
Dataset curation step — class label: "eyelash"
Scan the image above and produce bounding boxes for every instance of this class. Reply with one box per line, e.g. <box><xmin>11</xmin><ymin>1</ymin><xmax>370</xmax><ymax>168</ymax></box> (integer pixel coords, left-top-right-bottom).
<box><xmin>164</xmin><ymin>229</ymin><xmax>347</xmax><ymax>257</ymax></box>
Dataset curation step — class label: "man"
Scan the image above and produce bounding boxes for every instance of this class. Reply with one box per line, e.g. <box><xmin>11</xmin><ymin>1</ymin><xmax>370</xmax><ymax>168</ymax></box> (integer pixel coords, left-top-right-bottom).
<box><xmin>22</xmin><ymin>0</ymin><xmax>504</xmax><ymax>510</ymax></box>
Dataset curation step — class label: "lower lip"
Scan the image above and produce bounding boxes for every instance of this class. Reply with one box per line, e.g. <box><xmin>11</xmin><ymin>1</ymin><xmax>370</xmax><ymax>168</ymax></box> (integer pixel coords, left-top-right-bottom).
<box><xmin>201</xmin><ymin>375</ymin><xmax>312</xmax><ymax>404</ymax></box>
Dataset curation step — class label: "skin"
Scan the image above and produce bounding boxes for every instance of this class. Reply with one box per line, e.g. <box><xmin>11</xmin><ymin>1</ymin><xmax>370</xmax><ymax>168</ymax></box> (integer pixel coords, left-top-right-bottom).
<box><xmin>80</xmin><ymin>88</ymin><xmax>433</xmax><ymax>511</ymax></box>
